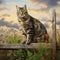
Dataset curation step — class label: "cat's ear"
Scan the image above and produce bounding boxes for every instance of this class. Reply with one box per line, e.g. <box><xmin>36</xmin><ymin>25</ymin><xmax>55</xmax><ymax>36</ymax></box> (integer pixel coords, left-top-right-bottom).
<box><xmin>24</xmin><ymin>5</ymin><xmax>27</xmax><ymax>12</ymax></box>
<box><xmin>16</xmin><ymin>5</ymin><xmax>19</xmax><ymax>11</ymax></box>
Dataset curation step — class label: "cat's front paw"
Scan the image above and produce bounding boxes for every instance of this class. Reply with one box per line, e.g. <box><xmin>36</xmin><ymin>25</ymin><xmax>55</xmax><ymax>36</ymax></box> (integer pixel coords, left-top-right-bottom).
<box><xmin>26</xmin><ymin>42</ymin><xmax>31</xmax><ymax>45</ymax></box>
<box><xmin>22</xmin><ymin>41</ymin><xmax>26</xmax><ymax>44</ymax></box>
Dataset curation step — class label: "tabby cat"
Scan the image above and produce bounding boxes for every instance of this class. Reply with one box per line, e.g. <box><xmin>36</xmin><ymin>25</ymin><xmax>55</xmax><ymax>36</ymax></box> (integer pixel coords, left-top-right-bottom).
<box><xmin>16</xmin><ymin>5</ymin><xmax>49</xmax><ymax>45</ymax></box>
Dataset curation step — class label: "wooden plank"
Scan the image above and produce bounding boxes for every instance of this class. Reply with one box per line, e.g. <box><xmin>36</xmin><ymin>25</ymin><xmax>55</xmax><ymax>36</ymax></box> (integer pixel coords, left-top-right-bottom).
<box><xmin>51</xmin><ymin>9</ymin><xmax>56</xmax><ymax>60</ymax></box>
<box><xmin>0</xmin><ymin>43</ymin><xmax>52</xmax><ymax>50</ymax></box>
<box><xmin>0</xmin><ymin>43</ymin><xmax>60</xmax><ymax>50</ymax></box>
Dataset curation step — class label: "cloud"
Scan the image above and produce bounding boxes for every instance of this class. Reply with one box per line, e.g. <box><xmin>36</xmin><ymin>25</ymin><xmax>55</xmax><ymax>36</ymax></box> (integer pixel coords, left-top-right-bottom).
<box><xmin>26</xmin><ymin>0</ymin><xmax>60</xmax><ymax>8</ymax></box>
<box><xmin>0</xmin><ymin>18</ymin><xmax>19</xmax><ymax>29</ymax></box>
<box><xmin>0</xmin><ymin>0</ymin><xmax>5</xmax><ymax>4</ymax></box>
<box><xmin>0</xmin><ymin>7</ymin><xmax>8</xmax><ymax>11</ymax></box>
<box><xmin>2</xmin><ymin>14</ymin><xmax>11</xmax><ymax>17</ymax></box>
<box><xmin>57</xmin><ymin>1</ymin><xmax>60</xmax><ymax>5</ymax></box>
<box><xmin>56</xmin><ymin>21</ymin><xmax>60</xmax><ymax>25</ymax></box>
<box><xmin>40</xmin><ymin>18</ymin><xmax>51</xmax><ymax>22</ymax></box>
<box><xmin>28</xmin><ymin>8</ymin><xmax>49</xmax><ymax>20</ymax></box>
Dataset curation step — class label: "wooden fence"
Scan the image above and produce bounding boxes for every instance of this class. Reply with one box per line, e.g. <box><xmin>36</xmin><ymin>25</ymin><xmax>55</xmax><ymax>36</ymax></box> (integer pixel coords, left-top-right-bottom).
<box><xmin>0</xmin><ymin>9</ymin><xmax>59</xmax><ymax>60</ymax></box>
<box><xmin>0</xmin><ymin>43</ymin><xmax>60</xmax><ymax>50</ymax></box>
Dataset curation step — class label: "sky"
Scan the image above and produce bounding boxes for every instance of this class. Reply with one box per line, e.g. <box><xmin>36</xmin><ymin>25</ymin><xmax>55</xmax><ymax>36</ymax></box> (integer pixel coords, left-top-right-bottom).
<box><xmin>0</xmin><ymin>0</ymin><xmax>60</xmax><ymax>29</ymax></box>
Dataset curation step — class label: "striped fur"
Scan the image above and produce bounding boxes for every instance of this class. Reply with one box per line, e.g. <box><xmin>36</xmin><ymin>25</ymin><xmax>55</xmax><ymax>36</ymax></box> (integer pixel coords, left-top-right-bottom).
<box><xmin>16</xmin><ymin>5</ymin><xmax>49</xmax><ymax>44</ymax></box>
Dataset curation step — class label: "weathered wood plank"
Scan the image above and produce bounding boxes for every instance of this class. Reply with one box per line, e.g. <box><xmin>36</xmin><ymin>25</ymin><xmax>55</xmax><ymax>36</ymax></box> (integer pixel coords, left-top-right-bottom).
<box><xmin>0</xmin><ymin>43</ymin><xmax>60</xmax><ymax>50</ymax></box>
<box><xmin>0</xmin><ymin>43</ymin><xmax>52</xmax><ymax>50</ymax></box>
<box><xmin>51</xmin><ymin>9</ymin><xmax>56</xmax><ymax>60</ymax></box>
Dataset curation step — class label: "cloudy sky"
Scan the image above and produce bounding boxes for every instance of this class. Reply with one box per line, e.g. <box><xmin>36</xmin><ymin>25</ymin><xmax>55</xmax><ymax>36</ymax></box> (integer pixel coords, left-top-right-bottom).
<box><xmin>0</xmin><ymin>0</ymin><xmax>60</xmax><ymax>29</ymax></box>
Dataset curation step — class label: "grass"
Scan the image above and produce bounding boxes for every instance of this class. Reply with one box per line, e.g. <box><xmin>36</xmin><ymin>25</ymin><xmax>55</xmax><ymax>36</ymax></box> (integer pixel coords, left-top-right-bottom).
<box><xmin>0</xmin><ymin>34</ymin><xmax>60</xmax><ymax>60</ymax></box>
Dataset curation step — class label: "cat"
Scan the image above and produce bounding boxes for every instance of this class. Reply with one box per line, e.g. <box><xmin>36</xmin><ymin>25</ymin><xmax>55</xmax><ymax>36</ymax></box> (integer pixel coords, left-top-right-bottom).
<box><xmin>16</xmin><ymin>5</ymin><xmax>49</xmax><ymax>45</ymax></box>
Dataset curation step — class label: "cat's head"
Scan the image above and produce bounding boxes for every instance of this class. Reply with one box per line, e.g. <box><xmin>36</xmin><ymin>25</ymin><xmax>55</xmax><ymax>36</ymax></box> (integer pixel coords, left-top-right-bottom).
<box><xmin>16</xmin><ymin>5</ymin><xmax>29</xmax><ymax>22</ymax></box>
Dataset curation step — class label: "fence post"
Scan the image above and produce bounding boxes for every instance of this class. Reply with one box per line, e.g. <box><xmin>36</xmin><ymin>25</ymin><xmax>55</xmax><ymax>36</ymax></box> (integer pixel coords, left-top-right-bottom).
<box><xmin>51</xmin><ymin>9</ymin><xmax>56</xmax><ymax>60</ymax></box>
